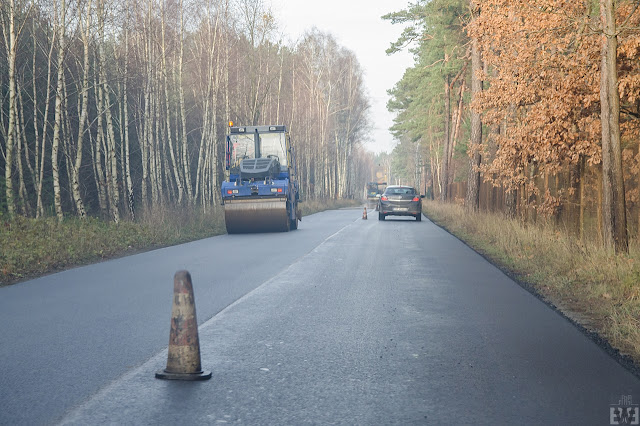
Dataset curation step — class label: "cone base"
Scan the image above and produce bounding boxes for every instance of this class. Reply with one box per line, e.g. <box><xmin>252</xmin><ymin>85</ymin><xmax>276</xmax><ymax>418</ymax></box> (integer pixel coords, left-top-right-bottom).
<box><xmin>155</xmin><ymin>369</ymin><xmax>212</xmax><ymax>381</ymax></box>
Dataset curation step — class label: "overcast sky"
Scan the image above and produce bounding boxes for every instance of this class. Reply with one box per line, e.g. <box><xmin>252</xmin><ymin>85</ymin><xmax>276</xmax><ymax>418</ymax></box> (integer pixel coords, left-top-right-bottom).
<box><xmin>271</xmin><ymin>0</ymin><xmax>415</xmax><ymax>154</ymax></box>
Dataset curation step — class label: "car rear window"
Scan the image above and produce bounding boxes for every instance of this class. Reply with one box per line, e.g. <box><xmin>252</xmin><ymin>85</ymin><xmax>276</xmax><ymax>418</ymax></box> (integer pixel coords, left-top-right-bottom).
<box><xmin>386</xmin><ymin>188</ymin><xmax>416</xmax><ymax>195</ymax></box>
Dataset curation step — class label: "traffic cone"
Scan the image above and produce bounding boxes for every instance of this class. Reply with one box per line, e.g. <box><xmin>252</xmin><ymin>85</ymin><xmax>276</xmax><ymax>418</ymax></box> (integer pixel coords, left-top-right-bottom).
<box><xmin>156</xmin><ymin>270</ymin><xmax>211</xmax><ymax>381</ymax></box>
<box><xmin>363</xmin><ymin>207</ymin><xmax>368</xmax><ymax>220</ymax></box>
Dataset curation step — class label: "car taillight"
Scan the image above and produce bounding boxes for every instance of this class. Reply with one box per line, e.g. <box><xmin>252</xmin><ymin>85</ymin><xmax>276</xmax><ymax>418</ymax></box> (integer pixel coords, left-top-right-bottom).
<box><xmin>381</xmin><ymin>195</ymin><xmax>388</xmax><ymax>201</ymax></box>
<box><xmin>412</xmin><ymin>196</ymin><xmax>420</xmax><ymax>202</ymax></box>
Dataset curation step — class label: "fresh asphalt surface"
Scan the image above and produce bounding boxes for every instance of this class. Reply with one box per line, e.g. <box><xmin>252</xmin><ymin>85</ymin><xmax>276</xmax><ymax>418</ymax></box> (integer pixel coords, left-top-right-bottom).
<box><xmin>1</xmin><ymin>208</ymin><xmax>639</xmax><ymax>425</ymax></box>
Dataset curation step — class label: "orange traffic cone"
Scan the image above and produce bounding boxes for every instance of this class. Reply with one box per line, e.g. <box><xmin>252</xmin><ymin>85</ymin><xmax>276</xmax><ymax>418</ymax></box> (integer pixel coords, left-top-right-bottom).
<box><xmin>156</xmin><ymin>270</ymin><xmax>211</xmax><ymax>380</ymax></box>
<box><xmin>363</xmin><ymin>207</ymin><xmax>368</xmax><ymax>220</ymax></box>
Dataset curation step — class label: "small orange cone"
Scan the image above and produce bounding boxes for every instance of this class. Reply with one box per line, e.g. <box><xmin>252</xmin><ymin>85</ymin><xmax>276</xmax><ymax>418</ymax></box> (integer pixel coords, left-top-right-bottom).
<box><xmin>363</xmin><ymin>207</ymin><xmax>368</xmax><ymax>220</ymax></box>
<box><xmin>156</xmin><ymin>270</ymin><xmax>211</xmax><ymax>381</ymax></box>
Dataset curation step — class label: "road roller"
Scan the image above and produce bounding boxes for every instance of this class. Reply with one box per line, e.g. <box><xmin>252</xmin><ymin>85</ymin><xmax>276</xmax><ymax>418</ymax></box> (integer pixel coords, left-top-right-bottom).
<box><xmin>221</xmin><ymin>125</ymin><xmax>301</xmax><ymax>233</ymax></box>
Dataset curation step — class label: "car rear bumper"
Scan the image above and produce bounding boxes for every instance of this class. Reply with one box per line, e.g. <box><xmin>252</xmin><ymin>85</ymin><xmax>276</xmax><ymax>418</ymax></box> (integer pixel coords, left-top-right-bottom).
<box><xmin>378</xmin><ymin>203</ymin><xmax>421</xmax><ymax>216</ymax></box>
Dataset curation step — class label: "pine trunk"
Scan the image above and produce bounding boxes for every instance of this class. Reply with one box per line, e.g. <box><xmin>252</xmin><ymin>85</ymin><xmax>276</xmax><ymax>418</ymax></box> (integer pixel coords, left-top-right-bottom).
<box><xmin>441</xmin><ymin>77</ymin><xmax>451</xmax><ymax>202</ymax></box>
<box><xmin>466</xmin><ymin>21</ymin><xmax>483</xmax><ymax>212</ymax></box>
<box><xmin>599</xmin><ymin>0</ymin><xmax>628</xmax><ymax>253</ymax></box>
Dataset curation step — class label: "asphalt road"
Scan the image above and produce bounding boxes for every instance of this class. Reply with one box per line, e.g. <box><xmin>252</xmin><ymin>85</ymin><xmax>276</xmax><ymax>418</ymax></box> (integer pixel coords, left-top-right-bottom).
<box><xmin>2</xmin><ymin>207</ymin><xmax>639</xmax><ymax>425</ymax></box>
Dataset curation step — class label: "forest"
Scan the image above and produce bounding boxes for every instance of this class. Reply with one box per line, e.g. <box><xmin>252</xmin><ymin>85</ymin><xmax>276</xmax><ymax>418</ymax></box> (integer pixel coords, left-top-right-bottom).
<box><xmin>385</xmin><ymin>0</ymin><xmax>640</xmax><ymax>254</ymax></box>
<box><xmin>0</xmin><ymin>0</ymin><xmax>372</xmax><ymax>224</ymax></box>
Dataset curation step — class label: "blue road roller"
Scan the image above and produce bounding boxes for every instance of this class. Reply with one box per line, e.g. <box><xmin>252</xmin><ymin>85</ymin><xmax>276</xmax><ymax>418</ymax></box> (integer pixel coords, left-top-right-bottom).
<box><xmin>221</xmin><ymin>125</ymin><xmax>301</xmax><ymax>233</ymax></box>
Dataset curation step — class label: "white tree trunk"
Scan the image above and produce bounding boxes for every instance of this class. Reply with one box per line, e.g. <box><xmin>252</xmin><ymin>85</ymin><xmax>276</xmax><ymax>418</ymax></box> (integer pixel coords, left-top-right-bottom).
<box><xmin>72</xmin><ymin>0</ymin><xmax>92</xmax><ymax>218</ymax></box>
<box><xmin>51</xmin><ymin>0</ymin><xmax>66</xmax><ymax>221</ymax></box>
<box><xmin>4</xmin><ymin>0</ymin><xmax>17</xmax><ymax>216</ymax></box>
<box><xmin>123</xmin><ymin>5</ymin><xmax>135</xmax><ymax>219</ymax></box>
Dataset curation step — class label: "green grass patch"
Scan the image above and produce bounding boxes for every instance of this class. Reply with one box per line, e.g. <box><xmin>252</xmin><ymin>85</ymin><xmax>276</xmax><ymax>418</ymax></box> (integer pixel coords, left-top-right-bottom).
<box><xmin>423</xmin><ymin>200</ymin><xmax>640</xmax><ymax>364</ymax></box>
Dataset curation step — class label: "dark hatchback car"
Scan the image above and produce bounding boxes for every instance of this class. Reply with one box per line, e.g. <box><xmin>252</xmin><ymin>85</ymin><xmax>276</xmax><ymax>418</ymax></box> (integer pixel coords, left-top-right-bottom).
<box><xmin>377</xmin><ymin>185</ymin><xmax>424</xmax><ymax>221</ymax></box>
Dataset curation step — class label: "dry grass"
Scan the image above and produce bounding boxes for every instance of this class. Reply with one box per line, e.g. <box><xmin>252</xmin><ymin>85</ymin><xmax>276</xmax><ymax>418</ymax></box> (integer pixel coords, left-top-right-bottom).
<box><xmin>423</xmin><ymin>200</ymin><xmax>640</xmax><ymax>362</ymax></box>
<box><xmin>301</xmin><ymin>198</ymin><xmax>361</xmax><ymax>215</ymax></box>
<box><xmin>0</xmin><ymin>206</ymin><xmax>225</xmax><ymax>286</ymax></box>
<box><xmin>0</xmin><ymin>198</ymin><xmax>359</xmax><ymax>286</ymax></box>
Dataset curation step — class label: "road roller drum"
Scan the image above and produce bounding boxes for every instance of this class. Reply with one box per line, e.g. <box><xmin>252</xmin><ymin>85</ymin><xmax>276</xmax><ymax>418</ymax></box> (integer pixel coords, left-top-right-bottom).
<box><xmin>224</xmin><ymin>198</ymin><xmax>290</xmax><ymax>233</ymax></box>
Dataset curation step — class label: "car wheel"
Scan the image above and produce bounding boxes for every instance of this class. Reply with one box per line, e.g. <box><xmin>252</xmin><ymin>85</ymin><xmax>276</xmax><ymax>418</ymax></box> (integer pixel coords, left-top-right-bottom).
<box><xmin>378</xmin><ymin>212</ymin><xmax>385</xmax><ymax>221</ymax></box>
<box><xmin>416</xmin><ymin>214</ymin><xmax>421</xmax><ymax>222</ymax></box>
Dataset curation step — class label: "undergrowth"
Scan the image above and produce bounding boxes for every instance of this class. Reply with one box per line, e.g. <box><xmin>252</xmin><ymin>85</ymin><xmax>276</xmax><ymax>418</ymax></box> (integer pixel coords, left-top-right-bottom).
<box><xmin>423</xmin><ymin>200</ymin><xmax>640</xmax><ymax>364</ymax></box>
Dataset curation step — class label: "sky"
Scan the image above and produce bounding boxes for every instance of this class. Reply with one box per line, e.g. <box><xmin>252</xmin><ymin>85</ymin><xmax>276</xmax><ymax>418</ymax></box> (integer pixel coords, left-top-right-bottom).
<box><xmin>271</xmin><ymin>0</ymin><xmax>415</xmax><ymax>154</ymax></box>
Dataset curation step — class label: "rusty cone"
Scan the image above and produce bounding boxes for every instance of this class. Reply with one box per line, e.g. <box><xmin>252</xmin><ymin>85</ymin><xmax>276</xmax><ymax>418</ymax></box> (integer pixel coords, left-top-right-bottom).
<box><xmin>363</xmin><ymin>207</ymin><xmax>368</xmax><ymax>220</ymax></box>
<box><xmin>156</xmin><ymin>270</ymin><xmax>211</xmax><ymax>381</ymax></box>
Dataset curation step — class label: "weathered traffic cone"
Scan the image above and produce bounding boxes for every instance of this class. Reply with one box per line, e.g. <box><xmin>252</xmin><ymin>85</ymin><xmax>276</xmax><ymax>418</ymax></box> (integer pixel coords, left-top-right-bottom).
<box><xmin>363</xmin><ymin>207</ymin><xmax>368</xmax><ymax>220</ymax></box>
<box><xmin>156</xmin><ymin>270</ymin><xmax>211</xmax><ymax>381</ymax></box>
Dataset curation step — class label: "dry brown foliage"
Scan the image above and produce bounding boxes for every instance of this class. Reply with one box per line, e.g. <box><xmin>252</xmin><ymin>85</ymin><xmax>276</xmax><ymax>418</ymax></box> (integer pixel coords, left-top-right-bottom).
<box><xmin>469</xmin><ymin>0</ymin><xmax>640</xmax><ymax>193</ymax></box>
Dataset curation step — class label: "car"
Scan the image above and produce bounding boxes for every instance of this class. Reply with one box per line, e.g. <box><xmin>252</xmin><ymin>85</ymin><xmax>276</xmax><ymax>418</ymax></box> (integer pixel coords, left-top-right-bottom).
<box><xmin>377</xmin><ymin>185</ymin><xmax>424</xmax><ymax>221</ymax></box>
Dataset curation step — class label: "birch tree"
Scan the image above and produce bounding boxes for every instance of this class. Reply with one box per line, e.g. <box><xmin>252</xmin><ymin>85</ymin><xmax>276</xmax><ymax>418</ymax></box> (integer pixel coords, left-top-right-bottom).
<box><xmin>1</xmin><ymin>0</ymin><xmax>18</xmax><ymax>216</ymax></box>
<box><xmin>51</xmin><ymin>0</ymin><xmax>66</xmax><ymax>221</ymax></box>
<box><xmin>0</xmin><ymin>0</ymin><xmax>374</xmax><ymax>219</ymax></box>
<box><xmin>70</xmin><ymin>0</ymin><xmax>92</xmax><ymax>218</ymax></box>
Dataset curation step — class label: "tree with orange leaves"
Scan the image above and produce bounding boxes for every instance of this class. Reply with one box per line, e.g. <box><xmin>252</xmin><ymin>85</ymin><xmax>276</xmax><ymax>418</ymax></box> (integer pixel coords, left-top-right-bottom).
<box><xmin>469</xmin><ymin>0</ymin><xmax>640</xmax><ymax>251</ymax></box>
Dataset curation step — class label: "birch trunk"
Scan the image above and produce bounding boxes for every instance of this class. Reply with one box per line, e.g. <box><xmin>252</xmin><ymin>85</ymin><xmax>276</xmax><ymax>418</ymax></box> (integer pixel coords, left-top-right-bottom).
<box><xmin>51</xmin><ymin>0</ymin><xmax>66</xmax><ymax>220</ymax></box>
<box><xmin>123</xmin><ymin>7</ymin><xmax>134</xmax><ymax>219</ymax></box>
<box><xmin>178</xmin><ymin>0</ymin><xmax>192</xmax><ymax>203</ymax></box>
<box><xmin>276</xmin><ymin>49</ymin><xmax>284</xmax><ymax>123</ymax></box>
<box><xmin>150</xmin><ymin>73</ymin><xmax>161</xmax><ymax>205</ymax></box>
<box><xmin>16</xmin><ymin>84</ymin><xmax>31</xmax><ymax>215</ymax></box>
<box><xmin>93</xmin><ymin>55</ymin><xmax>108</xmax><ymax>213</ymax></box>
<box><xmin>96</xmin><ymin>1</ymin><xmax>119</xmax><ymax>223</ymax></box>
<box><xmin>35</xmin><ymin>19</ymin><xmax>56</xmax><ymax>218</ymax></box>
<box><xmin>71</xmin><ymin>0</ymin><xmax>91</xmax><ymax>218</ymax></box>
<box><xmin>4</xmin><ymin>0</ymin><xmax>17</xmax><ymax>216</ymax></box>
<box><xmin>161</xmin><ymin>2</ymin><xmax>183</xmax><ymax>204</ymax></box>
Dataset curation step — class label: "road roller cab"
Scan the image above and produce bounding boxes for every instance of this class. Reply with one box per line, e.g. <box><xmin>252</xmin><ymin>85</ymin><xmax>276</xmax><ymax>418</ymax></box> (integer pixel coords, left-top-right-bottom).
<box><xmin>222</xmin><ymin>125</ymin><xmax>301</xmax><ymax>233</ymax></box>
